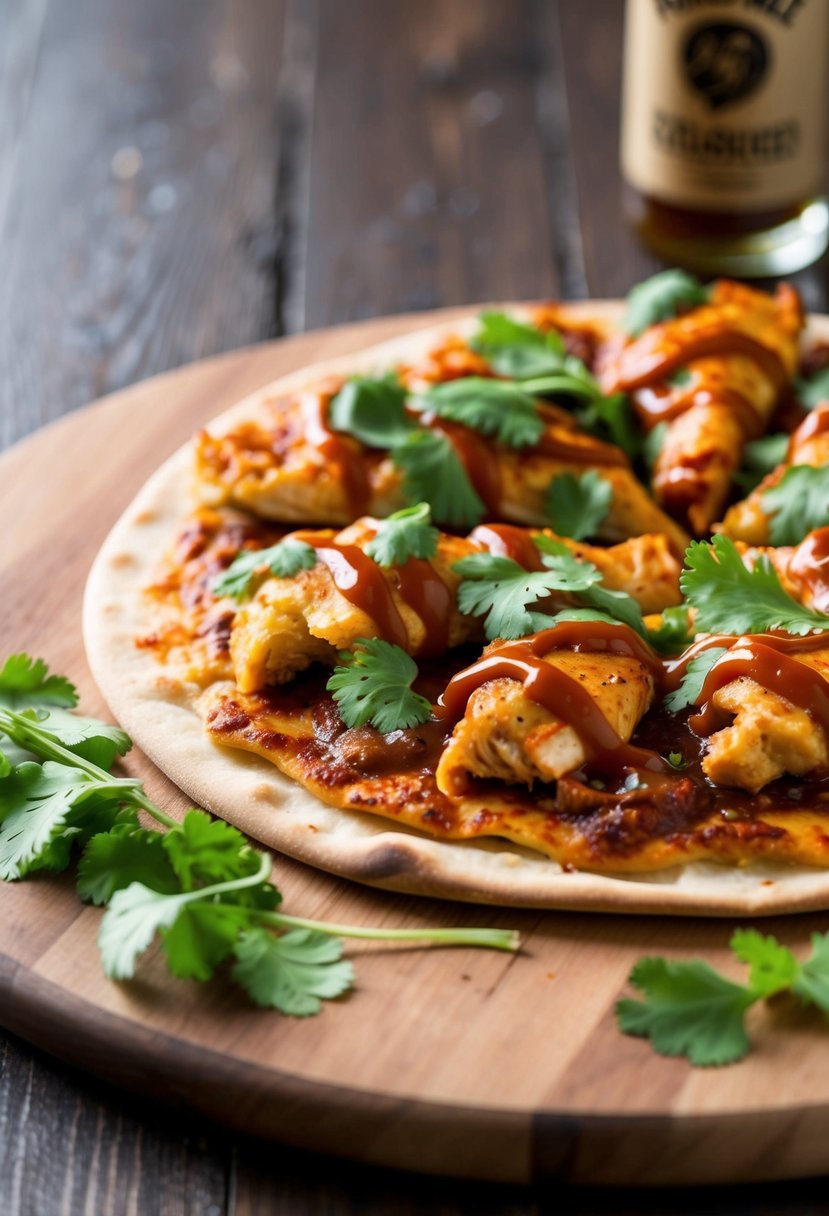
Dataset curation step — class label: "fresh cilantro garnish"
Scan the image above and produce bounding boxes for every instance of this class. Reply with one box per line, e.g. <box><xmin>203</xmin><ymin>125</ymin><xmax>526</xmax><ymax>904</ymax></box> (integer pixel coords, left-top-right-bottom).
<box><xmin>544</xmin><ymin>470</ymin><xmax>612</xmax><ymax>541</ymax></box>
<box><xmin>622</xmin><ymin>269</ymin><xmax>709</xmax><ymax>337</ymax></box>
<box><xmin>0</xmin><ymin>654</ymin><xmax>520</xmax><ymax>1016</ymax></box>
<box><xmin>326</xmin><ymin>638</ymin><xmax>432</xmax><ymax>733</ymax></box>
<box><xmin>0</xmin><ymin>761</ymin><xmax>136</xmax><ymax>880</ymax></box>
<box><xmin>796</xmin><ymin>366</ymin><xmax>829</xmax><ymax>411</ymax></box>
<box><xmin>663</xmin><ymin>647</ymin><xmax>728</xmax><ymax>713</ymax></box>
<box><xmin>454</xmin><ymin>538</ymin><xmax>648</xmax><ymax>642</ymax></box>
<box><xmin>646</xmin><ymin>604</ymin><xmax>693</xmax><ymax>656</ymax></box>
<box><xmin>617</xmin><ymin>957</ymin><xmax>754</xmax><ymax>1067</ymax></box>
<box><xmin>470</xmin><ymin>311</ymin><xmax>565</xmax><ymax>379</ymax></box>
<box><xmin>421</xmin><ymin>377</ymin><xmax>545</xmax><ymax>449</ymax></box>
<box><xmin>328</xmin><ymin>373</ymin><xmax>416</xmax><ymax>448</ymax></box>
<box><xmin>680</xmin><ymin>534</ymin><xmax>829</xmax><ymax>636</ymax></box>
<box><xmin>0</xmin><ymin>654</ymin><xmax>77</xmax><ymax>710</ymax></box>
<box><xmin>618</xmin><ymin>930</ymin><xmax>829</xmax><ymax>1067</ymax></box>
<box><xmin>364</xmin><ymin>503</ymin><xmax>439</xmax><ymax>568</ymax></box>
<box><xmin>667</xmin><ymin>367</ymin><xmax>693</xmax><ymax>388</ymax></box>
<box><xmin>454</xmin><ymin>553</ymin><xmax>596</xmax><ymax>641</ymax></box>
<box><xmin>392</xmin><ymin>429</ymin><xmax>485</xmax><ymax>529</ymax></box>
<box><xmin>232</xmin><ymin>928</ymin><xmax>354</xmax><ymax>1016</ymax></box>
<box><xmin>642</xmin><ymin>421</ymin><xmax>668</xmax><ymax>472</ymax></box>
<box><xmin>214</xmin><ymin>537</ymin><xmax>317</xmax><ymax>599</ymax></box>
<box><xmin>762</xmin><ymin>465</ymin><xmax>829</xmax><ymax>546</ymax></box>
<box><xmin>734</xmin><ymin>432</ymin><xmax>789</xmax><ymax>493</ymax></box>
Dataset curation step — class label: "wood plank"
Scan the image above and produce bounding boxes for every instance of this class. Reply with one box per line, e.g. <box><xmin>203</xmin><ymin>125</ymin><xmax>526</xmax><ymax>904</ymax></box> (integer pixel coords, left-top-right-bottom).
<box><xmin>0</xmin><ymin>0</ymin><xmax>285</xmax><ymax>450</ymax></box>
<box><xmin>4</xmin><ymin>315</ymin><xmax>829</xmax><ymax>1190</ymax></box>
<box><xmin>300</xmin><ymin>0</ymin><xmax>561</xmax><ymax>329</ymax></box>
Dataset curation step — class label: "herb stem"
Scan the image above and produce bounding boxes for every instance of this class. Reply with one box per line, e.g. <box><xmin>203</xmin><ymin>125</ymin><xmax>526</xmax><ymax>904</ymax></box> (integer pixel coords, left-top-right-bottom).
<box><xmin>129</xmin><ymin>790</ymin><xmax>181</xmax><ymax>831</ymax></box>
<box><xmin>0</xmin><ymin>710</ymin><xmax>134</xmax><ymax>784</ymax></box>
<box><xmin>257</xmin><ymin>910</ymin><xmax>520</xmax><ymax>952</ymax></box>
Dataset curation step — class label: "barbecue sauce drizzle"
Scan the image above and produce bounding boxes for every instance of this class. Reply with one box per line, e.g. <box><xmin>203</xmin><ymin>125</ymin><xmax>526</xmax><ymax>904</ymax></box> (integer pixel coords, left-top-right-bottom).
<box><xmin>437</xmin><ymin>622</ymin><xmax>670</xmax><ymax>776</ymax></box>
<box><xmin>616</xmin><ymin>322</ymin><xmax>789</xmax><ymax>441</ymax></box>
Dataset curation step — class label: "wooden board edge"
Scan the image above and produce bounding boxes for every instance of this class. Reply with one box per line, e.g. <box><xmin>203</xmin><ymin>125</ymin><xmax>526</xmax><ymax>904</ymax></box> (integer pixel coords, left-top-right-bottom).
<box><xmin>3</xmin><ymin>953</ymin><xmax>829</xmax><ymax>1187</ymax></box>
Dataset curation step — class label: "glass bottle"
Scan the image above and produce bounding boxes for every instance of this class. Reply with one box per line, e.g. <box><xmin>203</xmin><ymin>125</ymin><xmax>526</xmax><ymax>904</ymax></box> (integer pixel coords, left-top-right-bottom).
<box><xmin>621</xmin><ymin>0</ymin><xmax>829</xmax><ymax>276</ymax></box>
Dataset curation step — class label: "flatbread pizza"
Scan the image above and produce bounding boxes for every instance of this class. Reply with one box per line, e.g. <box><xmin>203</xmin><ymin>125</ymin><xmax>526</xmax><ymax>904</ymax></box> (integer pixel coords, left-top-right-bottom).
<box><xmin>84</xmin><ymin>276</ymin><xmax>829</xmax><ymax>914</ymax></box>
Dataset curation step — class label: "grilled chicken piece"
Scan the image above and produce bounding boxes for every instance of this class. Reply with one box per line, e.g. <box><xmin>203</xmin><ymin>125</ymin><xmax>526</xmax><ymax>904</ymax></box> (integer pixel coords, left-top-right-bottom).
<box><xmin>702</xmin><ymin>653</ymin><xmax>829</xmax><ymax>793</ymax></box>
<box><xmin>227</xmin><ymin>520</ymin><xmax>682</xmax><ymax>693</ymax></box>
<box><xmin>719</xmin><ymin>404</ymin><xmax>829</xmax><ymax>545</ymax></box>
<box><xmin>600</xmin><ymin>281</ymin><xmax>803</xmax><ymax>535</ymax></box>
<box><xmin>435</xmin><ymin>649</ymin><xmax>655</xmax><ymax>794</ymax></box>
<box><xmin>194</xmin><ymin>382</ymin><xmax>689</xmax><ymax>551</ymax></box>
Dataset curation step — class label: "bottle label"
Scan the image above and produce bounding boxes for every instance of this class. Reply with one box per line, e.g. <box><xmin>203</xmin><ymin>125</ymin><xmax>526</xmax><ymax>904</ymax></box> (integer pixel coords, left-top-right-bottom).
<box><xmin>622</xmin><ymin>0</ymin><xmax>828</xmax><ymax>211</ymax></box>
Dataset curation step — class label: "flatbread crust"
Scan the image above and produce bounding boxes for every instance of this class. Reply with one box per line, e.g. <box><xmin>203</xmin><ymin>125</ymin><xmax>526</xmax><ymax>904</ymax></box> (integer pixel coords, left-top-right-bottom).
<box><xmin>83</xmin><ymin>304</ymin><xmax>829</xmax><ymax>916</ymax></box>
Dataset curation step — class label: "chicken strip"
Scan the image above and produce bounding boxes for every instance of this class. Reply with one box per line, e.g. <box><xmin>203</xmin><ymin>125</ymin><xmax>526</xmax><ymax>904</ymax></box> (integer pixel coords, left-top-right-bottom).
<box><xmin>676</xmin><ymin>636</ymin><xmax>829</xmax><ymax>793</ymax></box>
<box><xmin>227</xmin><ymin>521</ymin><xmax>682</xmax><ymax>693</ymax></box>
<box><xmin>435</xmin><ymin>623</ymin><xmax>660</xmax><ymax>795</ymax></box>
<box><xmin>194</xmin><ymin>381</ymin><xmax>688</xmax><ymax>551</ymax></box>
<box><xmin>718</xmin><ymin>404</ymin><xmax>829</xmax><ymax>545</ymax></box>
<box><xmin>600</xmin><ymin>281</ymin><xmax>803</xmax><ymax>534</ymax></box>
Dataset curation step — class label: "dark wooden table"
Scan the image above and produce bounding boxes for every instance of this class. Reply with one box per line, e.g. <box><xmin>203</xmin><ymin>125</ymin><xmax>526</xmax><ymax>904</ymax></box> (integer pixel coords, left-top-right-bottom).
<box><xmin>3</xmin><ymin>1</ymin><xmax>829</xmax><ymax>1212</ymax></box>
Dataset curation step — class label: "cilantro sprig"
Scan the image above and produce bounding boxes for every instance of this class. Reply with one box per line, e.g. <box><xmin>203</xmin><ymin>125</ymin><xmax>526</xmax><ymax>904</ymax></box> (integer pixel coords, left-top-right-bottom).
<box><xmin>618</xmin><ymin>930</ymin><xmax>829</xmax><ymax>1066</ymax></box>
<box><xmin>454</xmin><ymin>538</ymin><xmax>648</xmax><ymax>642</ymax></box>
<box><xmin>680</xmin><ymin>534</ymin><xmax>829</xmax><ymax>636</ymax></box>
<box><xmin>622</xmin><ymin>269</ymin><xmax>709</xmax><ymax>337</ymax></box>
<box><xmin>544</xmin><ymin>470</ymin><xmax>612</xmax><ymax>541</ymax></box>
<box><xmin>364</xmin><ymin>503</ymin><xmax>439</xmax><ymax>568</ymax></box>
<box><xmin>470</xmin><ymin>311</ymin><xmax>566</xmax><ymax>379</ymax></box>
<box><xmin>420</xmin><ymin>377</ymin><xmax>545</xmax><ymax>449</ymax></box>
<box><xmin>762</xmin><ymin>465</ymin><xmax>829</xmax><ymax>546</ymax></box>
<box><xmin>326</xmin><ymin>638</ymin><xmax>432</xmax><ymax>733</ymax></box>
<box><xmin>214</xmin><ymin>536</ymin><xmax>317</xmax><ymax>599</ymax></box>
<box><xmin>392</xmin><ymin>429</ymin><xmax>485</xmax><ymax>529</ymax></box>
<box><xmin>0</xmin><ymin>655</ymin><xmax>519</xmax><ymax>1014</ymax></box>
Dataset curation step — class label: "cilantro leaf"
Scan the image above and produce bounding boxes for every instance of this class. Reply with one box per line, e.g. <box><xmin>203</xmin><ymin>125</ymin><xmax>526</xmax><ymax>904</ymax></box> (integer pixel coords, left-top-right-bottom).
<box><xmin>232</xmin><ymin>927</ymin><xmax>354</xmax><ymax>1016</ymax></box>
<box><xmin>664</xmin><ymin>647</ymin><xmax>728</xmax><ymax>713</ymax></box>
<box><xmin>796</xmin><ymin>367</ymin><xmax>829</xmax><ymax>412</ymax></box>
<box><xmin>544</xmin><ymin>470</ymin><xmax>612</xmax><ymax>541</ymax></box>
<box><xmin>642</xmin><ymin>421</ymin><xmax>668</xmax><ymax>472</ymax></box>
<box><xmin>326</xmin><ymin>638</ymin><xmax>432</xmax><ymax>733</ymax></box>
<box><xmin>734</xmin><ymin>432</ymin><xmax>789</xmax><ymax>494</ymax></box>
<box><xmin>680</xmin><ymin>534</ymin><xmax>829</xmax><ymax>636</ymax></box>
<box><xmin>791</xmin><ymin>932</ymin><xmax>829</xmax><ymax>1012</ymax></box>
<box><xmin>470</xmin><ymin>311</ymin><xmax>566</xmax><ymax>379</ymax></box>
<box><xmin>454</xmin><ymin>548</ymin><xmax>600</xmax><ymax>641</ymax></box>
<box><xmin>623</xmin><ymin>269</ymin><xmax>709</xmax><ymax>337</ymax></box>
<box><xmin>731</xmin><ymin>929</ymin><xmax>799</xmax><ymax>1000</ymax></box>
<box><xmin>646</xmin><ymin>604</ymin><xmax>693</xmax><ymax>656</ymax></box>
<box><xmin>162</xmin><ymin>901</ymin><xmax>248</xmax><ymax>981</ymax></box>
<box><xmin>535</xmin><ymin>537</ymin><xmax>648</xmax><ymax>638</ymax></box>
<box><xmin>616</xmin><ymin>956</ymin><xmax>754</xmax><ymax>1067</ymax></box>
<box><xmin>99</xmin><ymin>881</ymin><xmax>190</xmax><ymax>980</ymax></box>
<box><xmin>77</xmin><ymin>825</ymin><xmax>178</xmax><ymax>905</ymax></box>
<box><xmin>421</xmin><ymin>377</ymin><xmax>545</xmax><ymax>449</ymax></box>
<box><xmin>392</xmin><ymin>429</ymin><xmax>485</xmax><ymax>529</ymax></box>
<box><xmin>364</xmin><ymin>503</ymin><xmax>439</xmax><ymax>568</ymax></box>
<box><xmin>0</xmin><ymin>654</ymin><xmax>77</xmax><ymax>710</ymax></box>
<box><xmin>0</xmin><ymin>762</ymin><xmax>127</xmax><ymax>880</ymax></box>
<box><xmin>33</xmin><ymin>707</ymin><xmax>131</xmax><ymax>770</ymax></box>
<box><xmin>162</xmin><ymin>809</ymin><xmax>261</xmax><ymax>890</ymax></box>
<box><xmin>328</xmin><ymin>373</ymin><xmax>416</xmax><ymax>449</ymax></box>
<box><xmin>213</xmin><ymin>537</ymin><xmax>317</xmax><ymax>599</ymax></box>
<box><xmin>763</xmin><ymin>465</ymin><xmax>829</xmax><ymax>546</ymax></box>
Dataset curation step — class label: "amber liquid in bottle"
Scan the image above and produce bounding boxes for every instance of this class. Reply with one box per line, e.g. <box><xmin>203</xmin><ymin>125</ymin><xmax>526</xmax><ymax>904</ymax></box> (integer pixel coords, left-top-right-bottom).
<box><xmin>621</xmin><ymin>0</ymin><xmax>829</xmax><ymax>276</ymax></box>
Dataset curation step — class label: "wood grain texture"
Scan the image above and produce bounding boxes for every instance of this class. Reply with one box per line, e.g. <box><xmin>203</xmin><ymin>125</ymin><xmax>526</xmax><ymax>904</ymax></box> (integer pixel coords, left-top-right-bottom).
<box><xmin>5</xmin><ymin>316</ymin><xmax>829</xmax><ymax>1194</ymax></box>
<box><xmin>0</xmin><ymin>0</ymin><xmax>285</xmax><ymax>451</ymax></box>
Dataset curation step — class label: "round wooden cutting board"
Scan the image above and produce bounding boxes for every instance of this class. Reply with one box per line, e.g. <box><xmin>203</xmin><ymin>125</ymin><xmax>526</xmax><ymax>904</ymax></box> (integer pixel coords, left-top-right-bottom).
<box><xmin>4</xmin><ymin>308</ymin><xmax>829</xmax><ymax>1188</ymax></box>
